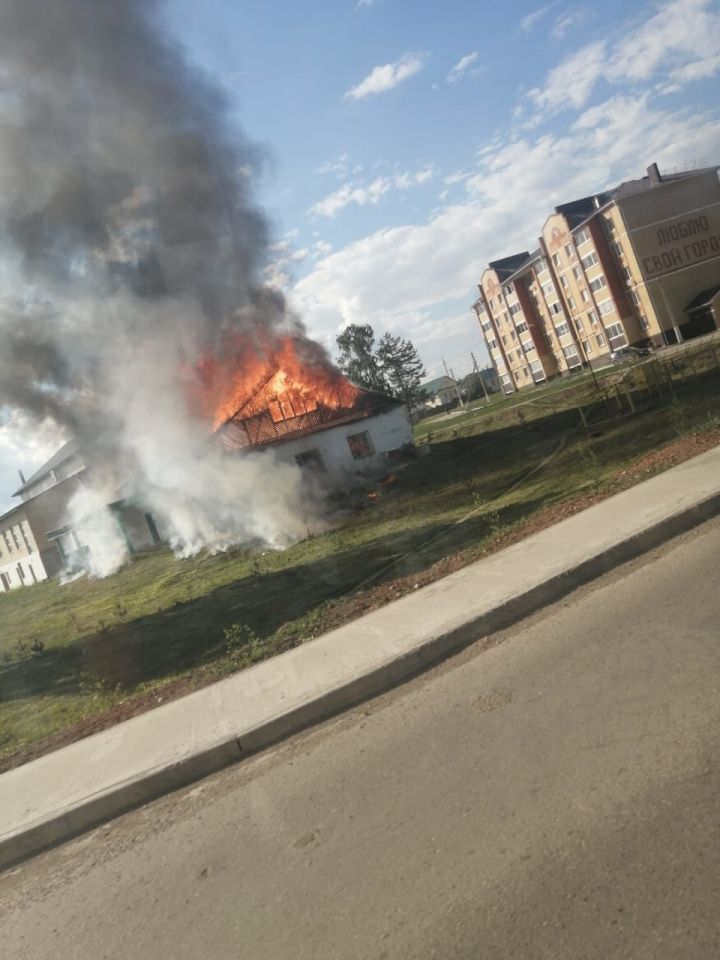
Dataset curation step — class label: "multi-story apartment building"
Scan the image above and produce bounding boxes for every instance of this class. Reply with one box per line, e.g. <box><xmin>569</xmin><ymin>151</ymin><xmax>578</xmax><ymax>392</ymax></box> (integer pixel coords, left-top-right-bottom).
<box><xmin>473</xmin><ymin>162</ymin><xmax>720</xmax><ymax>391</ymax></box>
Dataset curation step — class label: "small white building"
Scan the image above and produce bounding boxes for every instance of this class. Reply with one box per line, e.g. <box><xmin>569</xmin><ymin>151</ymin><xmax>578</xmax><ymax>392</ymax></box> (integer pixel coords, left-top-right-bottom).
<box><xmin>217</xmin><ymin>389</ymin><xmax>413</xmax><ymax>484</ymax></box>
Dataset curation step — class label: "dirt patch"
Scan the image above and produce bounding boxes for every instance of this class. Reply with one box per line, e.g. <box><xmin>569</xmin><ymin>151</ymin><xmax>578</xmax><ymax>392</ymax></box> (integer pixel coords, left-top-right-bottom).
<box><xmin>2</xmin><ymin>429</ymin><xmax>718</xmax><ymax>774</ymax></box>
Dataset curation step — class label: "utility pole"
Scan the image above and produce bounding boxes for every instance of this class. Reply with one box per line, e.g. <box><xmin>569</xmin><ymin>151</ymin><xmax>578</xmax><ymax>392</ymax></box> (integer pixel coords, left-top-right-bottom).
<box><xmin>471</xmin><ymin>352</ymin><xmax>489</xmax><ymax>402</ymax></box>
<box><xmin>443</xmin><ymin>357</ymin><xmax>465</xmax><ymax>408</ymax></box>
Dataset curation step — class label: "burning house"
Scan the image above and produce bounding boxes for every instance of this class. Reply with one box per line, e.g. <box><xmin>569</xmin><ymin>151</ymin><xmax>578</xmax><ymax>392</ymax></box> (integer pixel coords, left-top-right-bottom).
<box><xmin>210</xmin><ymin>339</ymin><xmax>413</xmax><ymax>482</ymax></box>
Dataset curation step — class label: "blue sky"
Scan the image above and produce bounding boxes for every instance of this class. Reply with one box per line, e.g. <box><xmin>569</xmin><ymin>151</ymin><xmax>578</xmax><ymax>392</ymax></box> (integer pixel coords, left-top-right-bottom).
<box><xmin>1</xmin><ymin>0</ymin><xmax>720</xmax><ymax>506</ymax></box>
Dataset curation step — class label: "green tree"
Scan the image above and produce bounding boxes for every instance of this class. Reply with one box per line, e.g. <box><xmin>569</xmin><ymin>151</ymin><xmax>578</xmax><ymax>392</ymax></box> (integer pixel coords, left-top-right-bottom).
<box><xmin>336</xmin><ymin>323</ymin><xmax>389</xmax><ymax>393</ymax></box>
<box><xmin>377</xmin><ymin>332</ymin><xmax>427</xmax><ymax>412</ymax></box>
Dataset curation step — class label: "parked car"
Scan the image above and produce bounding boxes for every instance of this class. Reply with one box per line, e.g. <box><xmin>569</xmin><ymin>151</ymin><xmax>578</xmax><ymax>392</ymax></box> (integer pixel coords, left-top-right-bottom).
<box><xmin>610</xmin><ymin>345</ymin><xmax>653</xmax><ymax>363</ymax></box>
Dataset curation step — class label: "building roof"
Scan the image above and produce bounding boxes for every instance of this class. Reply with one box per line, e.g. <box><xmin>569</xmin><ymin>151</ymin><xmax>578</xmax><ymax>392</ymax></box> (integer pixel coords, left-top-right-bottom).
<box><xmin>13</xmin><ymin>439</ymin><xmax>79</xmax><ymax>497</ymax></box>
<box><xmin>419</xmin><ymin>376</ymin><xmax>456</xmax><ymax>396</ymax></box>
<box><xmin>488</xmin><ymin>251</ymin><xmax>531</xmax><ymax>280</ymax></box>
<box><xmin>685</xmin><ymin>284</ymin><xmax>720</xmax><ymax>313</ymax></box>
<box><xmin>555</xmin><ymin>193</ymin><xmax>615</xmax><ymax>227</ymax></box>
<box><xmin>615</xmin><ymin>165</ymin><xmax>719</xmax><ymax>201</ymax></box>
<box><xmin>216</xmin><ymin>388</ymin><xmax>402</xmax><ymax>452</ymax></box>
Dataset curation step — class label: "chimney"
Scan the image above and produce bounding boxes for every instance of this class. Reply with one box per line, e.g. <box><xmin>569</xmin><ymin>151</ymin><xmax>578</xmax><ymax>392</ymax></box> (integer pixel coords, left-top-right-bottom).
<box><xmin>18</xmin><ymin>469</ymin><xmax>26</xmax><ymax>485</ymax></box>
<box><xmin>647</xmin><ymin>162</ymin><xmax>662</xmax><ymax>186</ymax></box>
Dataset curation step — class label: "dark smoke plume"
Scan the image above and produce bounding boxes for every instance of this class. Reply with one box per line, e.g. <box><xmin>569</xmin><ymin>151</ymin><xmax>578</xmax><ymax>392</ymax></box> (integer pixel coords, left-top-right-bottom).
<box><xmin>0</xmin><ymin>0</ymin><xmax>328</xmax><ymax>568</ymax></box>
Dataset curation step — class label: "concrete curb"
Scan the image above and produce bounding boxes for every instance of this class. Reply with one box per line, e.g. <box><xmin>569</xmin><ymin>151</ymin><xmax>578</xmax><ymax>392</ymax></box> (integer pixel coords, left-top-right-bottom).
<box><xmin>3</xmin><ymin>447</ymin><xmax>720</xmax><ymax>871</ymax></box>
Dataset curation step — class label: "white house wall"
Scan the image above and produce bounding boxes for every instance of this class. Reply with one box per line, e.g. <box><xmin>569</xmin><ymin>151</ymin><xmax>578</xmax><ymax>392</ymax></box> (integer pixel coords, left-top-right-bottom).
<box><xmin>0</xmin><ymin>551</ymin><xmax>49</xmax><ymax>592</ymax></box>
<box><xmin>268</xmin><ymin>406</ymin><xmax>412</xmax><ymax>483</ymax></box>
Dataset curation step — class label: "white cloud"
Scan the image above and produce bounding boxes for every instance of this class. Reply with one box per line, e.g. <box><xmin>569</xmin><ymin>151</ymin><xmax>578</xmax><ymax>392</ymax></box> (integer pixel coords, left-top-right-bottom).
<box><xmin>356</xmin><ymin>0</ymin><xmax>377</xmax><ymax>7</ymax></box>
<box><xmin>309</xmin><ymin>167</ymin><xmax>434</xmax><ymax>218</ymax></box>
<box><xmin>447</xmin><ymin>52</ymin><xmax>480</xmax><ymax>84</ymax></box>
<box><xmin>551</xmin><ymin>7</ymin><xmax>591</xmax><ymax>39</ymax></box>
<box><xmin>527</xmin><ymin>40</ymin><xmax>607</xmax><ymax>117</ymax></box>
<box><xmin>345</xmin><ymin>54</ymin><xmax>425</xmax><ymax>100</ymax></box>
<box><xmin>528</xmin><ymin>0</ymin><xmax>720</xmax><ymax>120</ymax></box>
<box><xmin>521</xmin><ymin>0</ymin><xmax>561</xmax><ymax>32</ymax></box>
<box><xmin>293</xmin><ymin>95</ymin><xmax>720</xmax><ymax>363</ymax></box>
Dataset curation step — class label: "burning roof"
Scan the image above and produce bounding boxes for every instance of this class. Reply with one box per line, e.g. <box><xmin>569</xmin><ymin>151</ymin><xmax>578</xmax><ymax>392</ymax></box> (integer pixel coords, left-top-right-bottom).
<box><xmin>199</xmin><ymin>334</ymin><xmax>400</xmax><ymax>452</ymax></box>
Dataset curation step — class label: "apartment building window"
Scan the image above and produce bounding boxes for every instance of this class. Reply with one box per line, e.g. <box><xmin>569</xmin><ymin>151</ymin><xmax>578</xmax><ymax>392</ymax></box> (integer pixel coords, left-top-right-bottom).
<box><xmin>598</xmin><ymin>299</ymin><xmax>615</xmax><ymax>316</ymax></box>
<box><xmin>564</xmin><ymin>243</ymin><xmax>574</xmax><ymax>260</ymax></box>
<box><xmin>537</xmin><ymin>257</ymin><xmax>549</xmax><ymax>273</ymax></box>
<box><xmin>562</xmin><ymin>344</ymin><xmax>581</xmax><ymax>363</ymax></box>
<box><xmin>501</xmin><ymin>374</ymin><xmax>513</xmax><ymax>387</ymax></box>
<box><xmin>511</xmin><ymin>329</ymin><xmax>518</xmax><ymax>340</ymax></box>
<box><xmin>502</xmin><ymin>334</ymin><xmax>507</xmax><ymax>345</ymax></box>
<box><xmin>612</xmin><ymin>240</ymin><xmax>624</xmax><ymax>258</ymax></box>
<box><xmin>529</xmin><ymin>359</ymin><xmax>544</xmax><ymax>374</ymax></box>
<box><xmin>515</xmin><ymin>321</ymin><xmax>529</xmax><ymax>334</ymax></box>
<box><xmin>560</xmin><ymin>275</ymin><xmax>569</xmax><ymax>289</ymax></box>
<box><xmin>521</xmin><ymin>338</ymin><xmax>534</xmax><ymax>354</ymax></box>
<box><xmin>596</xmin><ymin>332</ymin><xmax>606</xmax><ymax>346</ymax></box>
<box><xmin>581</xmin><ymin>250</ymin><xmax>599</xmax><ymax>269</ymax></box>
<box><xmin>581</xmin><ymin>288</ymin><xmax>590</xmax><ymax>303</ymax></box>
<box><xmin>588</xmin><ymin>309</ymin><xmax>598</xmax><ymax>326</ymax></box>
<box><xmin>541</xmin><ymin>281</ymin><xmax>555</xmax><ymax>297</ymax></box>
<box><xmin>605</xmin><ymin>322</ymin><xmax>628</xmax><ymax>349</ymax></box>
<box><xmin>568</xmin><ymin>296</ymin><xmax>576</xmax><ymax>309</ymax></box>
<box><xmin>622</xmin><ymin>267</ymin><xmax>633</xmax><ymax>284</ymax></box>
<box><xmin>639</xmin><ymin>316</ymin><xmax>649</xmax><ymax>331</ymax></box>
<box><xmin>503</xmin><ymin>284</ymin><xmax>512</xmax><ymax>297</ymax></box>
<box><xmin>509</xmin><ymin>301</ymin><xmax>522</xmax><ymax>315</ymax></box>
<box><xmin>502</xmin><ymin>312</ymin><xmax>510</xmax><ymax>325</ymax></box>
<box><xmin>605</xmin><ymin>218</ymin><xmax>616</xmax><ymax>236</ymax></box>
<box><xmin>550</xmin><ymin>301</ymin><xmax>563</xmax><ymax>315</ymax></box>
<box><xmin>552</xmin><ymin>252</ymin><xmax>561</xmax><ymax>267</ymax></box>
<box><xmin>582</xmin><ymin>339</ymin><xmax>593</xmax><ymax>355</ymax></box>
<box><xmin>516</xmin><ymin>349</ymin><xmax>523</xmax><ymax>360</ymax></box>
<box><xmin>589</xmin><ymin>275</ymin><xmax>607</xmax><ymax>293</ymax></box>
<box><xmin>481</xmin><ymin>320</ymin><xmax>492</xmax><ymax>332</ymax></box>
<box><xmin>573</xmin><ymin>266</ymin><xmax>582</xmax><ymax>281</ymax></box>
<box><xmin>575</xmin><ymin>228</ymin><xmax>590</xmax><ymax>245</ymax></box>
<box><xmin>488</xmin><ymin>337</ymin><xmax>497</xmax><ymax>349</ymax></box>
<box><xmin>554</xmin><ymin>322</ymin><xmax>571</xmax><ymax>337</ymax></box>
<box><xmin>575</xmin><ymin>316</ymin><xmax>584</xmax><ymax>331</ymax></box>
<box><xmin>11</xmin><ymin>526</ymin><xmax>21</xmax><ymax>550</ymax></box>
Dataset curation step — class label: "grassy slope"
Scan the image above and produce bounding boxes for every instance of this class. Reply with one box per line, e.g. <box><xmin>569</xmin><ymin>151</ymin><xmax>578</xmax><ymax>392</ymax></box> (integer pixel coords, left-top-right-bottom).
<box><xmin>1</xmin><ymin>361</ymin><xmax>720</xmax><ymax>761</ymax></box>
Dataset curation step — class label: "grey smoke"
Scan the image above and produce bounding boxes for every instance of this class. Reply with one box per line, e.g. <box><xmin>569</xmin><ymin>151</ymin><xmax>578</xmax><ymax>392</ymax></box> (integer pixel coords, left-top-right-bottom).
<box><xmin>0</xmin><ymin>0</ymin><xmax>332</xmax><ymax>566</ymax></box>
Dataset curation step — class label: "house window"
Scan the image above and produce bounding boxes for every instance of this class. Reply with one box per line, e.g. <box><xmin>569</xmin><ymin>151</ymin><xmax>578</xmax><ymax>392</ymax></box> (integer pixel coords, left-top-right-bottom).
<box><xmin>346</xmin><ymin>431</ymin><xmax>375</xmax><ymax>460</ymax></box>
<box><xmin>295</xmin><ymin>449</ymin><xmax>326</xmax><ymax>471</ymax></box>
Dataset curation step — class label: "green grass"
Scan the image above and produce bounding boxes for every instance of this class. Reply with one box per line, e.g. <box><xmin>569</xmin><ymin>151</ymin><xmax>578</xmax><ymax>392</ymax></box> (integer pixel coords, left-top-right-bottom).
<box><xmin>2</xmin><ymin>360</ymin><xmax>720</xmax><ymax>763</ymax></box>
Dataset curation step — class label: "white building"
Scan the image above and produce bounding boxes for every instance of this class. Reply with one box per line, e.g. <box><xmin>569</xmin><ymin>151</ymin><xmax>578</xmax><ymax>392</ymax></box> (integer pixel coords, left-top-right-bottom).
<box><xmin>217</xmin><ymin>388</ymin><xmax>413</xmax><ymax>484</ymax></box>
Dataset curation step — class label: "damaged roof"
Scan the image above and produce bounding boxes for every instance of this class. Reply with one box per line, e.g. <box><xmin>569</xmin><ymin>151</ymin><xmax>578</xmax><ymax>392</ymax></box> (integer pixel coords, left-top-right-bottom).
<box><xmin>216</xmin><ymin>388</ymin><xmax>402</xmax><ymax>452</ymax></box>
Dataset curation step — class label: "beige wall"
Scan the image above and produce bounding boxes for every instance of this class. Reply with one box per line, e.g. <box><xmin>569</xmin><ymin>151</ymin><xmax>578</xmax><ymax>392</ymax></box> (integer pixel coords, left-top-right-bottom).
<box><xmin>616</xmin><ymin>169</ymin><xmax>720</xmax><ymax>335</ymax></box>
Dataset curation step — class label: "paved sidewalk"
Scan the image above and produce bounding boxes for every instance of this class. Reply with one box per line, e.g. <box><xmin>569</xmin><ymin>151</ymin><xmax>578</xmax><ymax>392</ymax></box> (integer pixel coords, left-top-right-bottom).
<box><xmin>3</xmin><ymin>443</ymin><xmax>720</xmax><ymax>870</ymax></box>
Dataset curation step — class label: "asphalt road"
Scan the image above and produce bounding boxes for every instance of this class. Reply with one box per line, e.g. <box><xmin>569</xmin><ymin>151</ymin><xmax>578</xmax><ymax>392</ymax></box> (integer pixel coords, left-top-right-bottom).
<box><xmin>3</xmin><ymin>518</ymin><xmax>720</xmax><ymax>959</ymax></box>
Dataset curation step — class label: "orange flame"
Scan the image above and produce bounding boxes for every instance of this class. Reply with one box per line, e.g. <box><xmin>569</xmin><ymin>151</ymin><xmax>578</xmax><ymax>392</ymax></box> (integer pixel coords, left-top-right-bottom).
<box><xmin>187</xmin><ymin>333</ymin><xmax>361</xmax><ymax>431</ymax></box>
